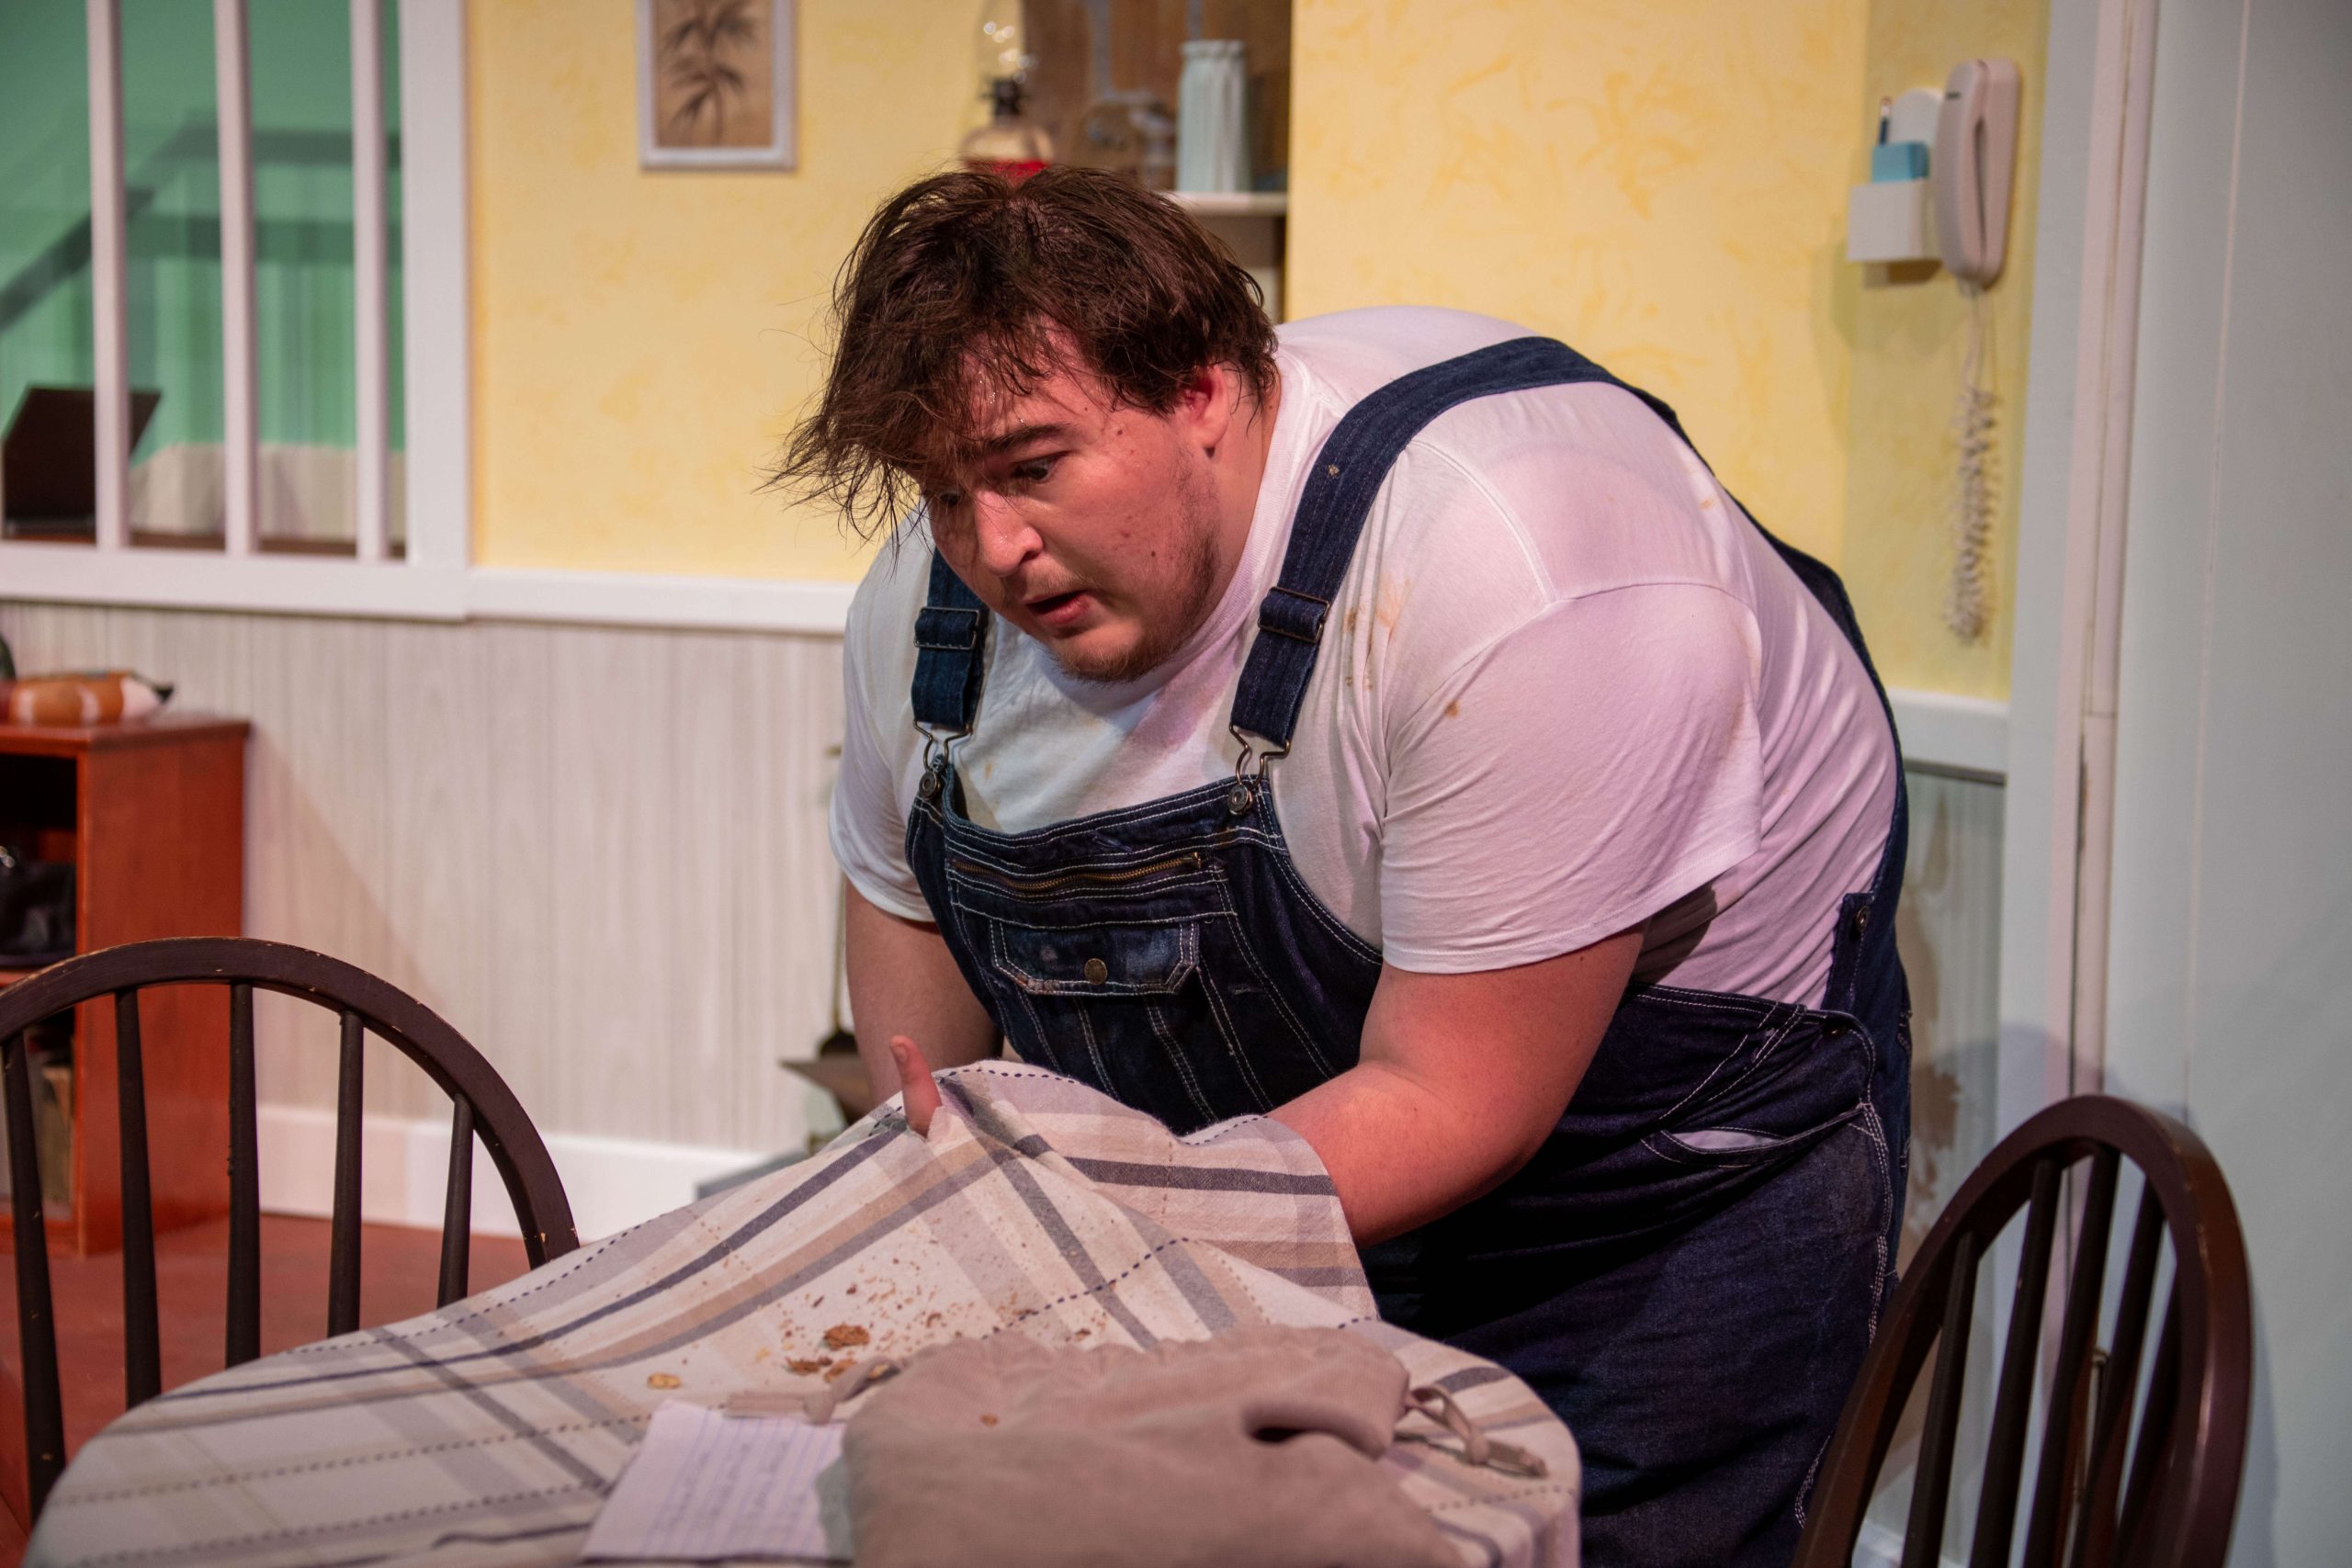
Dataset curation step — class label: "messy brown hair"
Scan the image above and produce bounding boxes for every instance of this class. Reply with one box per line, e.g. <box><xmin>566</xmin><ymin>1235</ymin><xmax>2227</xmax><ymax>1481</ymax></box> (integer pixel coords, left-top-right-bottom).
<box><xmin>776</xmin><ymin>166</ymin><xmax>1279</xmax><ymax>539</ymax></box>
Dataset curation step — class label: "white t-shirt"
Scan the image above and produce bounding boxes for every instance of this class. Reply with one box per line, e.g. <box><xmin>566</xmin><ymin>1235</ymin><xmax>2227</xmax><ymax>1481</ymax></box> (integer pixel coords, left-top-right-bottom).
<box><xmin>831</xmin><ymin>307</ymin><xmax>1896</xmax><ymax>1006</ymax></box>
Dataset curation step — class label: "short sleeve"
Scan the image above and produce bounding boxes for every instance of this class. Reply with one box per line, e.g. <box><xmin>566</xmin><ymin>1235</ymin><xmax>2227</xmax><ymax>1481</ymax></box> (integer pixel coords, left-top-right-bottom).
<box><xmin>829</xmin><ymin>592</ymin><xmax>933</xmax><ymax>922</ymax></box>
<box><xmin>1376</xmin><ymin>583</ymin><xmax>1765</xmax><ymax>973</ymax></box>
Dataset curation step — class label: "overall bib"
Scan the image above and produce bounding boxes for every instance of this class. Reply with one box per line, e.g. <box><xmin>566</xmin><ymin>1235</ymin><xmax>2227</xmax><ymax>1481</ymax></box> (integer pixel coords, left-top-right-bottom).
<box><xmin>903</xmin><ymin>339</ymin><xmax>1911</xmax><ymax>1567</ymax></box>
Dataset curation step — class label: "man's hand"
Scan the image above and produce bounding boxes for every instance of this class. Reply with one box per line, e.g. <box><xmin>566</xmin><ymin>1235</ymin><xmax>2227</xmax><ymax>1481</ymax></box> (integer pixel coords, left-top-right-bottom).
<box><xmin>1272</xmin><ymin>927</ymin><xmax>1644</xmax><ymax>1244</ymax></box>
<box><xmin>890</xmin><ymin>1034</ymin><xmax>941</xmax><ymax>1134</ymax></box>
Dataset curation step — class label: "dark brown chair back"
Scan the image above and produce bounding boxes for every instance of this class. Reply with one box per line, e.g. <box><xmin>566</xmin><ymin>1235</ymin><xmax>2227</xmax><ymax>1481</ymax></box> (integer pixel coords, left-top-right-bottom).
<box><xmin>1794</xmin><ymin>1094</ymin><xmax>2252</xmax><ymax>1568</ymax></box>
<box><xmin>0</xmin><ymin>937</ymin><xmax>578</xmax><ymax>1517</ymax></box>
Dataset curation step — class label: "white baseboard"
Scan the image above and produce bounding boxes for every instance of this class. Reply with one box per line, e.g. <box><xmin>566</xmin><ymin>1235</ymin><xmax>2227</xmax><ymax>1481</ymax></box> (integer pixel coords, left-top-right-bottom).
<box><xmin>255</xmin><ymin>1103</ymin><xmax>777</xmax><ymax>1244</ymax></box>
<box><xmin>1853</xmin><ymin>1523</ymin><xmax>1909</xmax><ymax>1568</ymax></box>
<box><xmin>1852</xmin><ymin>1517</ymin><xmax>1968</xmax><ymax>1568</ymax></box>
<box><xmin>1854</xmin><ymin>1520</ymin><xmax>1904</xmax><ymax>1568</ymax></box>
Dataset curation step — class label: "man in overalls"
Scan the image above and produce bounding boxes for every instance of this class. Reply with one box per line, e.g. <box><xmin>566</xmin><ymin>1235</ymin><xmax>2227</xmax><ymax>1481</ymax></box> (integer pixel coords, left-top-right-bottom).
<box><xmin>791</xmin><ymin>168</ymin><xmax>1909</xmax><ymax>1568</ymax></box>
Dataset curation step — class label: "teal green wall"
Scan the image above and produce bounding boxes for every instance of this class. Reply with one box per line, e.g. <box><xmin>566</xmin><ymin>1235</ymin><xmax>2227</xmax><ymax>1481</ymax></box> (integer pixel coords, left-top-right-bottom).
<box><xmin>1</xmin><ymin>2</ymin><xmax>97</xmax><ymax>448</ymax></box>
<box><xmin>0</xmin><ymin>0</ymin><xmax>401</xmax><ymax>464</ymax></box>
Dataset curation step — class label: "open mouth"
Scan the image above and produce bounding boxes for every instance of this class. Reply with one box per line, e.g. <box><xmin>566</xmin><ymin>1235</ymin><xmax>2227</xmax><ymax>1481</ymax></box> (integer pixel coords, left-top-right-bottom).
<box><xmin>1024</xmin><ymin>590</ymin><xmax>1089</xmax><ymax>626</ymax></box>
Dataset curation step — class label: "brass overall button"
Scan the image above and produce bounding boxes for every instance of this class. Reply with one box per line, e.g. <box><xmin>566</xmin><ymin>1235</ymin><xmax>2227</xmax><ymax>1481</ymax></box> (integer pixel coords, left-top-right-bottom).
<box><xmin>1083</xmin><ymin>957</ymin><xmax>1109</xmax><ymax>984</ymax></box>
<box><xmin>1227</xmin><ymin>782</ymin><xmax>1253</xmax><ymax>816</ymax></box>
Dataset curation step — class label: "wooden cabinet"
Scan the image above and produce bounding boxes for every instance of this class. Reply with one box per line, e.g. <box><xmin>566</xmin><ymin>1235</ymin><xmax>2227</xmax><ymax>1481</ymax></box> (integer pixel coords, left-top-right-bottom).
<box><xmin>0</xmin><ymin>716</ymin><xmax>246</xmax><ymax>1256</ymax></box>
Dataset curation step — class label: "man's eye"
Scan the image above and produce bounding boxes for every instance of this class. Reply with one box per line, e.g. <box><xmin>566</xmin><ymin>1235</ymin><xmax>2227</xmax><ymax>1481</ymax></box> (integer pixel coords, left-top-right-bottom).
<box><xmin>1010</xmin><ymin>457</ymin><xmax>1056</xmax><ymax>485</ymax></box>
<box><xmin>928</xmin><ymin>491</ymin><xmax>966</xmax><ymax>513</ymax></box>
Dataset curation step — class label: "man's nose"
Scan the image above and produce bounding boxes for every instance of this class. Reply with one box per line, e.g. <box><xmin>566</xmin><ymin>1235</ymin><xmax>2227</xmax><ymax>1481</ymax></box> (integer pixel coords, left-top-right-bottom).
<box><xmin>967</xmin><ymin>491</ymin><xmax>1040</xmax><ymax>579</ymax></box>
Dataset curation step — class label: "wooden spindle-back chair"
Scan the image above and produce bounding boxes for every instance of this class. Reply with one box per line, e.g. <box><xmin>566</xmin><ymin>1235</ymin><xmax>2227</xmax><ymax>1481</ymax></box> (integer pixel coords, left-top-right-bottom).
<box><xmin>0</xmin><ymin>938</ymin><xmax>578</xmax><ymax>1518</ymax></box>
<box><xmin>1794</xmin><ymin>1095</ymin><xmax>2253</xmax><ymax>1568</ymax></box>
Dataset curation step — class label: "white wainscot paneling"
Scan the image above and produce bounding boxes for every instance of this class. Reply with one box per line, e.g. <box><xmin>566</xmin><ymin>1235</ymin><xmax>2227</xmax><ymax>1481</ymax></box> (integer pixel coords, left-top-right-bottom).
<box><xmin>0</xmin><ymin>601</ymin><xmax>849</xmax><ymax>1237</ymax></box>
<box><xmin>1865</xmin><ymin>764</ymin><xmax>2007</xmax><ymax>1562</ymax></box>
<box><xmin>0</xmin><ymin>603</ymin><xmax>2017</xmax><ymax>1258</ymax></box>
<box><xmin>1896</xmin><ymin>767</ymin><xmax>2007</xmax><ymax>1254</ymax></box>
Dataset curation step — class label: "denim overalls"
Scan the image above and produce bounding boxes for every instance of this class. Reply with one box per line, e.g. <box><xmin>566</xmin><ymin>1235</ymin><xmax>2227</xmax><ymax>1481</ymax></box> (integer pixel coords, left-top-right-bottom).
<box><xmin>904</xmin><ymin>339</ymin><xmax>1910</xmax><ymax>1567</ymax></box>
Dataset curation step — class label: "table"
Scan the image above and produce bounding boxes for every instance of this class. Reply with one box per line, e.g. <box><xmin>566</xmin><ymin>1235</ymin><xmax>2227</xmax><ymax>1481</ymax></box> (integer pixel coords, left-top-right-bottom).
<box><xmin>28</xmin><ymin>1066</ymin><xmax>1579</xmax><ymax>1567</ymax></box>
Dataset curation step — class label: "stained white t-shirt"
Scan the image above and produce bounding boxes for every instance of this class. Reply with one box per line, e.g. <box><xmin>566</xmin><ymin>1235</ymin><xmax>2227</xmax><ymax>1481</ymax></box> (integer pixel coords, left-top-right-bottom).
<box><xmin>831</xmin><ymin>307</ymin><xmax>1896</xmax><ymax>1005</ymax></box>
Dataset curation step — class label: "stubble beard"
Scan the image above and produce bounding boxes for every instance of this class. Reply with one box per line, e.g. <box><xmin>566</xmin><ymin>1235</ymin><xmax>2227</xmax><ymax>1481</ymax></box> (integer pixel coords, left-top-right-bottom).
<box><xmin>1054</xmin><ymin>460</ymin><xmax>1227</xmax><ymax>686</ymax></box>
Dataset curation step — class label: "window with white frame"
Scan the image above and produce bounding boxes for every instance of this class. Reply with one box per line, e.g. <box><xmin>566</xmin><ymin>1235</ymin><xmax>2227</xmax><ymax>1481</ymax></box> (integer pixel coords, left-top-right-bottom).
<box><xmin>0</xmin><ymin>0</ymin><xmax>854</xmax><ymax>633</ymax></box>
<box><xmin>1</xmin><ymin>0</ymin><xmax>468</xmax><ymax>615</ymax></box>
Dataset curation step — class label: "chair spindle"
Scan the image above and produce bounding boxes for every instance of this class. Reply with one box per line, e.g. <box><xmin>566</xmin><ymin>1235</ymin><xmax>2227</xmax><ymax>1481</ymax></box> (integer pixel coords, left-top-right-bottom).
<box><xmin>437</xmin><ymin>1098</ymin><xmax>475</xmax><ymax>1306</ymax></box>
<box><xmin>1785</xmin><ymin>1100</ymin><xmax>2247</xmax><ymax>1568</ymax></box>
<box><xmin>114</xmin><ymin>990</ymin><xmax>162</xmax><ymax>1408</ymax></box>
<box><xmin>1969</xmin><ymin>1154</ymin><xmax>2063</xmax><ymax>1568</ymax></box>
<box><xmin>5</xmin><ymin>1031</ymin><xmax>65</xmax><ymax>1517</ymax></box>
<box><xmin>2114</xmin><ymin>1292</ymin><xmax>2183</xmax><ymax>1562</ymax></box>
<box><xmin>1902</xmin><ymin>1227</ymin><xmax>1982</xmax><ymax>1568</ymax></box>
<box><xmin>2068</xmin><ymin>1185</ymin><xmax>2169</xmax><ymax>1568</ymax></box>
<box><xmin>328</xmin><ymin>1009</ymin><xmax>366</xmax><ymax>1337</ymax></box>
<box><xmin>226</xmin><ymin>982</ymin><xmax>262</xmax><ymax>1366</ymax></box>
<box><xmin>0</xmin><ymin>938</ymin><xmax>582</xmax><ymax>1529</ymax></box>
<box><xmin>2020</xmin><ymin>1145</ymin><xmax>2121</xmax><ymax>1568</ymax></box>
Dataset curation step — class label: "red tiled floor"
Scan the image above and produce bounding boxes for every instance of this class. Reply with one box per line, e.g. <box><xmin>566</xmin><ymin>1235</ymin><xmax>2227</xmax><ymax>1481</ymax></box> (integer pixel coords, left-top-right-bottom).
<box><xmin>0</xmin><ymin>1216</ymin><xmax>534</xmax><ymax>1562</ymax></box>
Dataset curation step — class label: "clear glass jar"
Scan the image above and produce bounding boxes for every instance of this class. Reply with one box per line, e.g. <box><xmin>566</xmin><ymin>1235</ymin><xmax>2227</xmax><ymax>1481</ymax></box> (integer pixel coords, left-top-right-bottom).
<box><xmin>1176</xmin><ymin>39</ymin><xmax>1249</xmax><ymax>193</ymax></box>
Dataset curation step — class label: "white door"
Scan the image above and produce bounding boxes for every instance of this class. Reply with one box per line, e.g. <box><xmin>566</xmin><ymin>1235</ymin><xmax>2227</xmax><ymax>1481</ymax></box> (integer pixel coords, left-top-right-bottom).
<box><xmin>2103</xmin><ymin>0</ymin><xmax>2351</xmax><ymax>1558</ymax></box>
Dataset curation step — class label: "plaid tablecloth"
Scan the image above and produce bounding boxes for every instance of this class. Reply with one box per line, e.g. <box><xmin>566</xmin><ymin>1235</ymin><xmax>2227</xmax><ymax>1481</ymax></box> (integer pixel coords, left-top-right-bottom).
<box><xmin>29</xmin><ymin>1064</ymin><xmax>1578</xmax><ymax>1566</ymax></box>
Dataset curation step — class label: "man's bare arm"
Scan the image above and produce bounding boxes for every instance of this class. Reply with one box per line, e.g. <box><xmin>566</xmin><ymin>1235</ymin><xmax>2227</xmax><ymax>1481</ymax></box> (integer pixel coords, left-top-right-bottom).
<box><xmin>843</xmin><ymin>881</ymin><xmax>1001</xmax><ymax>1105</ymax></box>
<box><xmin>857</xmin><ymin>879</ymin><xmax>1641</xmax><ymax>1232</ymax></box>
<box><xmin>1272</xmin><ymin>927</ymin><xmax>1644</xmax><ymax>1244</ymax></box>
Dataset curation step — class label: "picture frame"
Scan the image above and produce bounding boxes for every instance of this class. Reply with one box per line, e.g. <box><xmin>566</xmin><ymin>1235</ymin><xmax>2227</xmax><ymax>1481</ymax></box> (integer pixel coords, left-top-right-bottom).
<box><xmin>638</xmin><ymin>0</ymin><xmax>796</xmax><ymax>171</ymax></box>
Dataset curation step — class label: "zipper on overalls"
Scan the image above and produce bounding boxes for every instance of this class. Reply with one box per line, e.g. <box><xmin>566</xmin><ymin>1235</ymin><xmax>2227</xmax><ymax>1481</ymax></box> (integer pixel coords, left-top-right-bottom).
<box><xmin>947</xmin><ymin>850</ymin><xmax>1204</xmax><ymax>893</ymax></box>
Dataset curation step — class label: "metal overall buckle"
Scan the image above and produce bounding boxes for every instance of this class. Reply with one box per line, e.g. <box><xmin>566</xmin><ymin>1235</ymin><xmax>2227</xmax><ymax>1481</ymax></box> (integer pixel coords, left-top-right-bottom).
<box><xmin>1226</xmin><ymin>726</ymin><xmax>1288</xmax><ymax>816</ymax></box>
<box><xmin>916</xmin><ymin>724</ymin><xmax>966</xmax><ymax>803</ymax></box>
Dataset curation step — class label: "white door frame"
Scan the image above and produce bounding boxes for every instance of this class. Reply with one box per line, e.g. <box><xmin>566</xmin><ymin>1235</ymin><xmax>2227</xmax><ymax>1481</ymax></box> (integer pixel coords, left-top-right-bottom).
<box><xmin>1996</xmin><ymin>0</ymin><xmax>2163</xmax><ymax>1134</ymax></box>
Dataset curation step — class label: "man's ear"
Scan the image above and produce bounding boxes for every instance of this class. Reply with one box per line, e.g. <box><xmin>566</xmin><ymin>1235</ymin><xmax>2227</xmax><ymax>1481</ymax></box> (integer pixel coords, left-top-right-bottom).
<box><xmin>1176</xmin><ymin>364</ymin><xmax>1238</xmax><ymax>455</ymax></box>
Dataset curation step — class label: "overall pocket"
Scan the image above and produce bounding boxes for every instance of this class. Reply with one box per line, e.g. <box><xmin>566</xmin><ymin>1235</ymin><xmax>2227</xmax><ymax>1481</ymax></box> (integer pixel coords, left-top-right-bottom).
<box><xmin>1645</xmin><ymin>1007</ymin><xmax>1873</xmax><ymax>1167</ymax></box>
<box><xmin>985</xmin><ymin>917</ymin><xmax>1265</xmax><ymax>1130</ymax></box>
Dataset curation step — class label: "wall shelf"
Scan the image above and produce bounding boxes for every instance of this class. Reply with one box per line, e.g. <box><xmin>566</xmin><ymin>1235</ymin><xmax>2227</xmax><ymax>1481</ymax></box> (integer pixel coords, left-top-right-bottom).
<box><xmin>1167</xmin><ymin>190</ymin><xmax>1288</xmax><ymax>218</ymax></box>
<box><xmin>1164</xmin><ymin>191</ymin><xmax>1288</xmax><ymax>321</ymax></box>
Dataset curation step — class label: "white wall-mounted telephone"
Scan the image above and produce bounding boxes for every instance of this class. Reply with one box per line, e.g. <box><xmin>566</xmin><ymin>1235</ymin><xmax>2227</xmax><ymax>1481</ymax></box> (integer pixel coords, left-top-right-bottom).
<box><xmin>1935</xmin><ymin>59</ymin><xmax>2022</xmax><ymax>286</ymax></box>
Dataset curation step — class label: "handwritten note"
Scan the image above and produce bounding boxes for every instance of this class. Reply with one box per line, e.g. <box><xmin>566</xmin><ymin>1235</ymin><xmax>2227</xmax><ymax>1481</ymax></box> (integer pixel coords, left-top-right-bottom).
<box><xmin>582</xmin><ymin>1402</ymin><xmax>852</xmax><ymax>1562</ymax></box>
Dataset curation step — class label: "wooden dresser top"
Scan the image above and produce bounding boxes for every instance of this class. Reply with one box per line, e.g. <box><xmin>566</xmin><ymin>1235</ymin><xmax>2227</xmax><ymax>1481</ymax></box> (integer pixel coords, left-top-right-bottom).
<box><xmin>0</xmin><ymin>713</ymin><xmax>251</xmax><ymax>757</ymax></box>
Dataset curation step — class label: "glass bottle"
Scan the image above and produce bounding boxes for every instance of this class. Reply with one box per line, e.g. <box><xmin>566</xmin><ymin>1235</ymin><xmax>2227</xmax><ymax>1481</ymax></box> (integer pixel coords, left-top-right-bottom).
<box><xmin>960</xmin><ymin>77</ymin><xmax>1054</xmax><ymax>180</ymax></box>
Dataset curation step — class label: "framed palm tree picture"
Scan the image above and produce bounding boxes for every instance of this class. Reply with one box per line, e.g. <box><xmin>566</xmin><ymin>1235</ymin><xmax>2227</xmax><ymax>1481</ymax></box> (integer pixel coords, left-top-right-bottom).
<box><xmin>639</xmin><ymin>0</ymin><xmax>795</xmax><ymax>169</ymax></box>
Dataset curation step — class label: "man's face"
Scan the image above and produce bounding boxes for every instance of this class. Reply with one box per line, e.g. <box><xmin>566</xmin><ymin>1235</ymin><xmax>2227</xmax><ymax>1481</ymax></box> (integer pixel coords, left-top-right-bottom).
<box><xmin>921</xmin><ymin>359</ymin><xmax>1239</xmax><ymax>685</ymax></box>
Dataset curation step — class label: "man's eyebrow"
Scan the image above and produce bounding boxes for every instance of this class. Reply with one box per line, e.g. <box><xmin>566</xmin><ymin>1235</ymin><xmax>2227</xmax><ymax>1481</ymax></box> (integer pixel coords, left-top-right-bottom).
<box><xmin>919</xmin><ymin>423</ymin><xmax>1074</xmax><ymax>490</ymax></box>
<box><xmin>973</xmin><ymin>422</ymin><xmax>1073</xmax><ymax>456</ymax></box>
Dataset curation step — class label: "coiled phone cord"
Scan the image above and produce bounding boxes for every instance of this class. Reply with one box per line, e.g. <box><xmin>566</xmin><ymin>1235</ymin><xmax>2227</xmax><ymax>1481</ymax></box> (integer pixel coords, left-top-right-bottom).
<box><xmin>1944</xmin><ymin>287</ymin><xmax>1998</xmax><ymax>642</ymax></box>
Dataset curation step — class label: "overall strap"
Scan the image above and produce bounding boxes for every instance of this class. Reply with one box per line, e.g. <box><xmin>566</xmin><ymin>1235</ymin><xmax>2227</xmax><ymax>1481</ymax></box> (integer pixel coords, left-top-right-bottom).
<box><xmin>1227</xmin><ymin>334</ymin><xmax>1909</xmax><ymax>942</ymax></box>
<box><xmin>908</xmin><ymin>334</ymin><xmax>1897</xmax><ymax>773</ymax></box>
<box><xmin>910</xmin><ymin>549</ymin><xmax>990</xmax><ymax>736</ymax></box>
<box><xmin>1231</xmin><ymin>337</ymin><xmax>1677</xmax><ymax>750</ymax></box>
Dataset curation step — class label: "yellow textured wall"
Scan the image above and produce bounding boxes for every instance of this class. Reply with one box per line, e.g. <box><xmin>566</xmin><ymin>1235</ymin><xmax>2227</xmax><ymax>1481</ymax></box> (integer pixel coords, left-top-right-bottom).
<box><xmin>1287</xmin><ymin>0</ymin><xmax>2048</xmax><ymax>697</ymax></box>
<box><xmin>468</xmin><ymin>0</ymin><xmax>970</xmax><ymax>580</ymax></box>
<box><xmin>1838</xmin><ymin>1</ymin><xmax>2046</xmax><ymax>698</ymax></box>
<box><xmin>469</xmin><ymin>0</ymin><xmax>2046</xmax><ymax>697</ymax></box>
<box><xmin>1287</xmin><ymin>0</ymin><xmax>1869</xmax><ymax>567</ymax></box>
